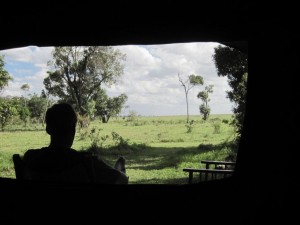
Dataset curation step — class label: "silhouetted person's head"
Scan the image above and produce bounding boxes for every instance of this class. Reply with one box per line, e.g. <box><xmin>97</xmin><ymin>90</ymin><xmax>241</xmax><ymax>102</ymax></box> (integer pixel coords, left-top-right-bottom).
<box><xmin>45</xmin><ymin>103</ymin><xmax>77</xmax><ymax>149</ymax></box>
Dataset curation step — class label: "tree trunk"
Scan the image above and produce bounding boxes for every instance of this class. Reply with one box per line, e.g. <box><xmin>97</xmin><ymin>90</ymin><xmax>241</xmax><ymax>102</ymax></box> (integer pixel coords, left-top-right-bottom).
<box><xmin>185</xmin><ymin>92</ymin><xmax>189</xmax><ymax>123</ymax></box>
<box><xmin>101</xmin><ymin>115</ymin><xmax>108</xmax><ymax>123</ymax></box>
<box><xmin>42</xmin><ymin>96</ymin><xmax>49</xmax><ymax>127</ymax></box>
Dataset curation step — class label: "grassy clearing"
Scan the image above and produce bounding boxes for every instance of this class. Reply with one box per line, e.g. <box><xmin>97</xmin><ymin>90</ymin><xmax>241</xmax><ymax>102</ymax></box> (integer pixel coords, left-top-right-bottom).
<box><xmin>0</xmin><ymin>114</ymin><xmax>236</xmax><ymax>184</ymax></box>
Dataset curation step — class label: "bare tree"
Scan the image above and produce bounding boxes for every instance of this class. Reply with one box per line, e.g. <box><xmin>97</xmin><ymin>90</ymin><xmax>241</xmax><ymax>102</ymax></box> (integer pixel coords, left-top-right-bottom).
<box><xmin>178</xmin><ymin>73</ymin><xmax>204</xmax><ymax>123</ymax></box>
<box><xmin>20</xmin><ymin>83</ymin><xmax>30</xmax><ymax>107</ymax></box>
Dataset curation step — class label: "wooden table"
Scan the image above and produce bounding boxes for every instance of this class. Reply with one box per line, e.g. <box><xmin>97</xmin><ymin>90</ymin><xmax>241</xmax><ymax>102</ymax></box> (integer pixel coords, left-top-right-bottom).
<box><xmin>201</xmin><ymin>160</ymin><xmax>236</xmax><ymax>181</ymax></box>
<box><xmin>201</xmin><ymin>160</ymin><xmax>236</xmax><ymax>169</ymax></box>
<box><xmin>183</xmin><ymin>168</ymin><xmax>234</xmax><ymax>184</ymax></box>
<box><xmin>183</xmin><ymin>160</ymin><xmax>236</xmax><ymax>184</ymax></box>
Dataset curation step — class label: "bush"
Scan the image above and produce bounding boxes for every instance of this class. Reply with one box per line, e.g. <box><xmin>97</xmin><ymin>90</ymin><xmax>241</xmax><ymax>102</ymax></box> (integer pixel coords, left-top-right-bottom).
<box><xmin>89</xmin><ymin>127</ymin><xmax>109</xmax><ymax>148</ymax></box>
<box><xmin>211</xmin><ymin>118</ymin><xmax>221</xmax><ymax>134</ymax></box>
<box><xmin>222</xmin><ymin>119</ymin><xmax>229</xmax><ymax>124</ymax></box>
<box><xmin>185</xmin><ymin>120</ymin><xmax>194</xmax><ymax>133</ymax></box>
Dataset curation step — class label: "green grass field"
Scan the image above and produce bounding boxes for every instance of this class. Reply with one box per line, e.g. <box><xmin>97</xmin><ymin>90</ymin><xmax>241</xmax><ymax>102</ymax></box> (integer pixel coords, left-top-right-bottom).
<box><xmin>0</xmin><ymin>114</ymin><xmax>236</xmax><ymax>184</ymax></box>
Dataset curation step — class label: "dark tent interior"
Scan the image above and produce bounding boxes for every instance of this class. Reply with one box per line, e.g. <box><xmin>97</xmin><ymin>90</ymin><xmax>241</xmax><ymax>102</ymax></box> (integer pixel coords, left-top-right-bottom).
<box><xmin>1</xmin><ymin>2</ymin><xmax>297</xmax><ymax>223</ymax></box>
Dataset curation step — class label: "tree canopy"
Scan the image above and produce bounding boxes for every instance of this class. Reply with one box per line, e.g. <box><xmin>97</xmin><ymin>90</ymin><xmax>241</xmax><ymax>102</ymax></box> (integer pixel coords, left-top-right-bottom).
<box><xmin>212</xmin><ymin>45</ymin><xmax>248</xmax><ymax>148</ymax></box>
<box><xmin>43</xmin><ymin>46</ymin><xmax>126</xmax><ymax>115</ymax></box>
<box><xmin>0</xmin><ymin>55</ymin><xmax>13</xmax><ymax>92</ymax></box>
<box><xmin>20</xmin><ymin>84</ymin><xmax>30</xmax><ymax>92</ymax></box>
<box><xmin>94</xmin><ymin>89</ymin><xmax>128</xmax><ymax>123</ymax></box>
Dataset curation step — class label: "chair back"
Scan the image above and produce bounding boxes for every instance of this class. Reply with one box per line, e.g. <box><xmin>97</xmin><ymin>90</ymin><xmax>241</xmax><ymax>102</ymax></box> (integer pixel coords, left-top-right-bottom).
<box><xmin>12</xmin><ymin>153</ymin><xmax>95</xmax><ymax>182</ymax></box>
<box><xmin>12</xmin><ymin>153</ymin><xmax>128</xmax><ymax>183</ymax></box>
<box><xmin>12</xmin><ymin>154</ymin><xmax>24</xmax><ymax>179</ymax></box>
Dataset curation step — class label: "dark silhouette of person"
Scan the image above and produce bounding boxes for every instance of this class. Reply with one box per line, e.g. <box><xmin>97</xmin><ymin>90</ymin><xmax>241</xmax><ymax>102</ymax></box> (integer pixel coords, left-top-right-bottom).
<box><xmin>21</xmin><ymin>102</ymin><xmax>128</xmax><ymax>184</ymax></box>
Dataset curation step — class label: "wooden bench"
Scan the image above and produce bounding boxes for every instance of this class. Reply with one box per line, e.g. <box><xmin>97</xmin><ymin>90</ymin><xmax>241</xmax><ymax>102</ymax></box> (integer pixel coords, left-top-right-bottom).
<box><xmin>183</xmin><ymin>160</ymin><xmax>236</xmax><ymax>184</ymax></box>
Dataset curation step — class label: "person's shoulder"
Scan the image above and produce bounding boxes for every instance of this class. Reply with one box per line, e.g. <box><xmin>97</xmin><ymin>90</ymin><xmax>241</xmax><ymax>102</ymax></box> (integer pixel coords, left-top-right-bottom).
<box><xmin>22</xmin><ymin>148</ymin><xmax>48</xmax><ymax>168</ymax></box>
<box><xmin>75</xmin><ymin>150</ymin><xmax>95</xmax><ymax>161</ymax></box>
<box><xmin>24</xmin><ymin>147</ymin><xmax>47</xmax><ymax>158</ymax></box>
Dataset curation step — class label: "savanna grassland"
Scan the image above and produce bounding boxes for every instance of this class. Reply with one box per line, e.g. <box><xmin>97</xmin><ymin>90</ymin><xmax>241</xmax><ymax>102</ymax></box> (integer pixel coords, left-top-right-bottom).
<box><xmin>0</xmin><ymin>114</ymin><xmax>236</xmax><ymax>184</ymax></box>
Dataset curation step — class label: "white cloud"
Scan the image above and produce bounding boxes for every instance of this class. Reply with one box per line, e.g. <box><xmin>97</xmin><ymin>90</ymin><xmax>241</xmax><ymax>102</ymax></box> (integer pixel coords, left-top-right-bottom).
<box><xmin>1</xmin><ymin>68</ymin><xmax>48</xmax><ymax>97</ymax></box>
<box><xmin>1</xmin><ymin>46</ymin><xmax>53</xmax><ymax>64</ymax></box>
<box><xmin>109</xmin><ymin>42</ymin><xmax>232</xmax><ymax>115</ymax></box>
<box><xmin>0</xmin><ymin>46</ymin><xmax>53</xmax><ymax>97</ymax></box>
<box><xmin>1</xmin><ymin>43</ymin><xmax>234</xmax><ymax>115</ymax></box>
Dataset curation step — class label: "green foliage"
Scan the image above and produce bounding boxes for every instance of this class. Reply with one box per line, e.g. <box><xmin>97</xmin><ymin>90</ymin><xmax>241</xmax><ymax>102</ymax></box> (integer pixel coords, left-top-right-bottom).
<box><xmin>111</xmin><ymin>131</ymin><xmax>130</xmax><ymax>150</ymax></box>
<box><xmin>185</xmin><ymin>120</ymin><xmax>195</xmax><ymax>133</ymax></box>
<box><xmin>0</xmin><ymin>98</ymin><xmax>18</xmax><ymax>131</ymax></box>
<box><xmin>27</xmin><ymin>93</ymin><xmax>50</xmax><ymax>123</ymax></box>
<box><xmin>199</xmin><ymin>104</ymin><xmax>210</xmax><ymax>120</ymax></box>
<box><xmin>44</xmin><ymin>46</ymin><xmax>126</xmax><ymax>115</ymax></box>
<box><xmin>189</xmin><ymin>74</ymin><xmax>204</xmax><ymax>85</ymax></box>
<box><xmin>77</xmin><ymin>114</ymin><xmax>90</xmax><ymax>128</ymax></box>
<box><xmin>213</xmin><ymin>45</ymin><xmax>248</xmax><ymax>150</ymax></box>
<box><xmin>78</xmin><ymin>128</ymin><xmax>90</xmax><ymax>140</ymax></box>
<box><xmin>126</xmin><ymin>110</ymin><xmax>139</xmax><ymax>123</ymax></box>
<box><xmin>85</xmin><ymin>129</ymin><xmax>133</xmax><ymax>156</ymax></box>
<box><xmin>94</xmin><ymin>89</ymin><xmax>128</xmax><ymax>123</ymax></box>
<box><xmin>213</xmin><ymin>121</ymin><xmax>221</xmax><ymax>134</ymax></box>
<box><xmin>107</xmin><ymin>93</ymin><xmax>128</xmax><ymax>119</ymax></box>
<box><xmin>222</xmin><ymin>119</ymin><xmax>229</xmax><ymax>124</ymax></box>
<box><xmin>0</xmin><ymin>55</ymin><xmax>13</xmax><ymax>91</ymax></box>
<box><xmin>88</xmin><ymin>127</ymin><xmax>109</xmax><ymax>149</ymax></box>
<box><xmin>20</xmin><ymin>83</ymin><xmax>30</xmax><ymax>92</ymax></box>
<box><xmin>18</xmin><ymin>106</ymin><xmax>30</xmax><ymax>126</ymax></box>
<box><xmin>197</xmin><ymin>85</ymin><xmax>213</xmax><ymax>120</ymax></box>
<box><xmin>211</xmin><ymin>118</ymin><xmax>222</xmax><ymax>134</ymax></box>
<box><xmin>86</xmin><ymin>100</ymin><xmax>96</xmax><ymax>120</ymax></box>
<box><xmin>0</xmin><ymin>151</ymin><xmax>15</xmax><ymax>178</ymax></box>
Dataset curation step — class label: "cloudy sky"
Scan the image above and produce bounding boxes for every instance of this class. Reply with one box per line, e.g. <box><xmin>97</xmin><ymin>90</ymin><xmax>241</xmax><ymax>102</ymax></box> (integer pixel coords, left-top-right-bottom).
<box><xmin>0</xmin><ymin>42</ymin><xmax>233</xmax><ymax>116</ymax></box>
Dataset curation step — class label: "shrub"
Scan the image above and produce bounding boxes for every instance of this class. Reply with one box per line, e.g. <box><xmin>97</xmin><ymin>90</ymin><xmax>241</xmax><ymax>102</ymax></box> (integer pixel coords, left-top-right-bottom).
<box><xmin>222</xmin><ymin>119</ymin><xmax>229</xmax><ymax>124</ymax></box>
<box><xmin>185</xmin><ymin>120</ymin><xmax>195</xmax><ymax>133</ymax></box>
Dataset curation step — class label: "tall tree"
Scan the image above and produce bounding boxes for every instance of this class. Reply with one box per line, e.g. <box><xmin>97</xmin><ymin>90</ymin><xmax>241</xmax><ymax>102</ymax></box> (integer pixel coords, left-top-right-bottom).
<box><xmin>94</xmin><ymin>89</ymin><xmax>128</xmax><ymax>123</ymax></box>
<box><xmin>212</xmin><ymin>45</ymin><xmax>248</xmax><ymax>149</ymax></box>
<box><xmin>40</xmin><ymin>89</ymin><xmax>53</xmax><ymax>126</ymax></box>
<box><xmin>178</xmin><ymin>73</ymin><xmax>204</xmax><ymax>123</ymax></box>
<box><xmin>0</xmin><ymin>55</ymin><xmax>13</xmax><ymax>92</ymax></box>
<box><xmin>43</xmin><ymin>46</ymin><xmax>126</xmax><ymax>115</ymax></box>
<box><xmin>197</xmin><ymin>84</ymin><xmax>214</xmax><ymax>120</ymax></box>
<box><xmin>20</xmin><ymin>83</ymin><xmax>30</xmax><ymax>107</ymax></box>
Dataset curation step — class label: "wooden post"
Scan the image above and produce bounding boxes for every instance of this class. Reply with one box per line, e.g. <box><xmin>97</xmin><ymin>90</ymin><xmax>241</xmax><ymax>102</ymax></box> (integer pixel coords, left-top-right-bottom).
<box><xmin>188</xmin><ymin>171</ymin><xmax>193</xmax><ymax>184</ymax></box>
<box><xmin>205</xmin><ymin>163</ymin><xmax>209</xmax><ymax>181</ymax></box>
